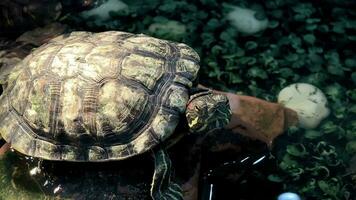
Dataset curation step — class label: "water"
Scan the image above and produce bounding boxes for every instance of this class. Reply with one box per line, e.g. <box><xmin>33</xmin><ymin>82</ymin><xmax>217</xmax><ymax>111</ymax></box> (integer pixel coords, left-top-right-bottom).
<box><xmin>0</xmin><ymin>131</ymin><xmax>276</xmax><ymax>200</ymax></box>
<box><xmin>0</xmin><ymin>150</ymin><xmax>152</xmax><ymax>200</ymax></box>
<box><xmin>0</xmin><ymin>152</ymin><xmax>47</xmax><ymax>200</ymax></box>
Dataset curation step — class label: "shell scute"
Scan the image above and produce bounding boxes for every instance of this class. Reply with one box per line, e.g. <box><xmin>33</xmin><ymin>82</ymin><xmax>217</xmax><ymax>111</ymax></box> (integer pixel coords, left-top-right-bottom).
<box><xmin>96</xmin><ymin>80</ymin><xmax>150</xmax><ymax>140</ymax></box>
<box><xmin>8</xmin><ymin>70</ymin><xmax>32</xmax><ymax>115</ymax></box>
<box><xmin>123</xmin><ymin>35</ymin><xmax>171</xmax><ymax>57</ymax></box>
<box><xmin>93</xmin><ymin>31</ymin><xmax>134</xmax><ymax>43</ymax></box>
<box><xmin>177</xmin><ymin>43</ymin><xmax>200</xmax><ymax>61</ymax></box>
<box><xmin>121</xmin><ymin>54</ymin><xmax>164</xmax><ymax>90</ymax></box>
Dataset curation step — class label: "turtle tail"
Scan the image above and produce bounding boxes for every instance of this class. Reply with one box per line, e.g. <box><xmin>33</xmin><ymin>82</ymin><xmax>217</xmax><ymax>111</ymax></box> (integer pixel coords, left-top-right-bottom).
<box><xmin>151</xmin><ymin>148</ymin><xmax>183</xmax><ymax>200</ymax></box>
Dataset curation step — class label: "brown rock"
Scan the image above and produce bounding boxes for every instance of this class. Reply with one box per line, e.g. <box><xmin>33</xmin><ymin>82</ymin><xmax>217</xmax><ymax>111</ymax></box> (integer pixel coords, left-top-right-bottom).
<box><xmin>226</xmin><ymin>94</ymin><xmax>298</xmax><ymax>147</ymax></box>
<box><xmin>0</xmin><ymin>143</ymin><xmax>11</xmax><ymax>157</ymax></box>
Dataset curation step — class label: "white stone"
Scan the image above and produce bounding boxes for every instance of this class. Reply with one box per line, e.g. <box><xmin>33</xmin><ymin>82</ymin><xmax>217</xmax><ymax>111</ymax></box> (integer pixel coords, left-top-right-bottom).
<box><xmin>278</xmin><ymin>83</ymin><xmax>330</xmax><ymax>129</ymax></box>
<box><xmin>80</xmin><ymin>0</ymin><xmax>128</xmax><ymax>23</ymax></box>
<box><xmin>227</xmin><ymin>6</ymin><xmax>268</xmax><ymax>35</ymax></box>
<box><xmin>278</xmin><ymin>192</ymin><xmax>301</xmax><ymax>200</ymax></box>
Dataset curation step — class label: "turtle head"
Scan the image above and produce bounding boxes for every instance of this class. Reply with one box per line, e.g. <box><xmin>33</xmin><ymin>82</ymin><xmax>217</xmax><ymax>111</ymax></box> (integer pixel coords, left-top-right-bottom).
<box><xmin>186</xmin><ymin>89</ymin><xmax>232</xmax><ymax>133</ymax></box>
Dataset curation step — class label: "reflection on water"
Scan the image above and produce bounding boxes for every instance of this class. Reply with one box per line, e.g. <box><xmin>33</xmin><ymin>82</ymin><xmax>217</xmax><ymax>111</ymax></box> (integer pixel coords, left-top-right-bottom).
<box><xmin>0</xmin><ymin>151</ymin><xmax>46</xmax><ymax>200</ymax></box>
<box><xmin>0</xmin><ymin>150</ymin><xmax>152</xmax><ymax>200</ymax></box>
<box><xmin>0</xmin><ymin>132</ymin><xmax>274</xmax><ymax>200</ymax></box>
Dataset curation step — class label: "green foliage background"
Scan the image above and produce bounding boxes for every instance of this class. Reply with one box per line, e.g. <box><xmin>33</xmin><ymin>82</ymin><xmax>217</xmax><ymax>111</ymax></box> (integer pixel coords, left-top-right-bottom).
<box><xmin>63</xmin><ymin>0</ymin><xmax>356</xmax><ymax>199</ymax></box>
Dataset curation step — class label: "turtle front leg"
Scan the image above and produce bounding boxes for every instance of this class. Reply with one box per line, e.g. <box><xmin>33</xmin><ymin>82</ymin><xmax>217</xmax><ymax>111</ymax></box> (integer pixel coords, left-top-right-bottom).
<box><xmin>150</xmin><ymin>148</ymin><xmax>183</xmax><ymax>200</ymax></box>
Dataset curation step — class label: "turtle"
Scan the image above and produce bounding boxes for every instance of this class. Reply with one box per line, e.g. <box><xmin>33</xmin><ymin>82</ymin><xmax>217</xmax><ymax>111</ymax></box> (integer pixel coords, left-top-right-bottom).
<box><xmin>0</xmin><ymin>31</ymin><xmax>232</xmax><ymax>199</ymax></box>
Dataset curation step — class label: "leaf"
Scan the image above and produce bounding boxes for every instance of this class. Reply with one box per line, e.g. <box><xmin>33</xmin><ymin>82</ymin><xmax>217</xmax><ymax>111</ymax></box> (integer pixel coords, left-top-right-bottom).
<box><xmin>318</xmin><ymin>24</ymin><xmax>330</xmax><ymax>33</ymax></box>
<box><xmin>286</xmin><ymin>144</ymin><xmax>308</xmax><ymax>157</ymax></box>
<box><xmin>346</xmin><ymin>89</ymin><xmax>356</xmax><ymax>101</ymax></box>
<box><xmin>345</xmin><ymin>58</ymin><xmax>356</xmax><ymax>68</ymax></box>
<box><xmin>244</xmin><ymin>41</ymin><xmax>258</xmax><ymax>50</ymax></box>
<box><xmin>301</xmin><ymin>72</ymin><xmax>327</xmax><ymax>85</ymax></box>
<box><xmin>267</xmin><ymin>174</ymin><xmax>284</xmax><ymax>183</ymax></box>
<box><xmin>289</xmin><ymin>167</ymin><xmax>304</xmax><ymax>180</ymax></box>
<box><xmin>219</xmin><ymin>31</ymin><xmax>233</xmax><ymax>42</ymax></box>
<box><xmin>205</xmin><ymin>18</ymin><xmax>220</xmax><ymax>31</ymax></box>
<box><xmin>289</xmin><ymin>35</ymin><xmax>302</xmax><ymax>49</ymax></box>
<box><xmin>211</xmin><ymin>45</ymin><xmax>223</xmax><ymax>55</ymax></box>
<box><xmin>306</xmin><ymin>18</ymin><xmax>321</xmax><ymax>24</ymax></box>
<box><xmin>325</xmin><ymin>83</ymin><xmax>345</xmax><ymax>101</ymax></box>
<box><xmin>306</xmin><ymin>24</ymin><xmax>318</xmax><ymax>31</ymax></box>
<box><xmin>291</xmin><ymin>58</ymin><xmax>305</xmax><ymax>68</ymax></box>
<box><xmin>300</xmin><ymin>179</ymin><xmax>317</xmax><ymax>194</ymax></box>
<box><xmin>308</xmin><ymin>165</ymin><xmax>330</xmax><ymax>178</ymax></box>
<box><xmin>348</xmin><ymin>35</ymin><xmax>356</xmax><ymax>41</ymax></box>
<box><xmin>223</xmin><ymin>48</ymin><xmax>245</xmax><ymax>59</ymax></box>
<box><xmin>317</xmin><ymin>180</ymin><xmax>329</xmax><ymax>193</ymax></box>
<box><xmin>247</xmin><ymin>67</ymin><xmax>268</xmax><ymax>79</ymax></box>
<box><xmin>317</xmin><ymin>178</ymin><xmax>341</xmax><ymax>198</ymax></box>
<box><xmin>321</xmin><ymin>121</ymin><xmax>339</xmax><ymax>134</ymax></box>
<box><xmin>286</xmin><ymin>53</ymin><xmax>299</xmax><ymax>62</ymax></box>
<box><xmin>158</xmin><ymin>1</ymin><xmax>182</xmax><ymax>13</ymax></box>
<box><xmin>349</xmin><ymin>105</ymin><xmax>356</xmax><ymax>114</ymax></box>
<box><xmin>305</xmin><ymin>130</ymin><xmax>323</xmax><ymax>139</ymax></box>
<box><xmin>269</xmin><ymin>9</ymin><xmax>283</xmax><ymax>18</ymax></box>
<box><xmin>254</xmin><ymin>11</ymin><xmax>267</xmax><ymax>20</ymax></box>
<box><xmin>303</xmin><ymin>34</ymin><xmax>316</xmax><ymax>44</ymax></box>
<box><xmin>268</xmin><ymin>20</ymin><xmax>279</xmax><ymax>28</ymax></box>
<box><xmin>278</xmin><ymin>68</ymin><xmax>294</xmax><ymax>78</ymax></box>
<box><xmin>292</xmin><ymin>3</ymin><xmax>314</xmax><ymax>15</ymax></box>
<box><xmin>201</xmin><ymin>32</ymin><xmax>215</xmax><ymax>47</ymax></box>
<box><xmin>200</xmin><ymin>0</ymin><xmax>218</xmax><ymax>6</ymax></box>
<box><xmin>246</xmin><ymin>58</ymin><xmax>257</xmax><ymax>65</ymax></box>
<box><xmin>332</xmin><ymin>22</ymin><xmax>345</xmax><ymax>33</ymax></box>
<box><xmin>308</xmin><ymin>53</ymin><xmax>323</xmax><ymax>67</ymax></box>
<box><xmin>292</xmin><ymin>3</ymin><xmax>315</xmax><ymax>21</ymax></box>
<box><xmin>228</xmin><ymin>73</ymin><xmax>243</xmax><ymax>84</ymax></box>
<box><xmin>296</xmin><ymin>48</ymin><xmax>305</xmax><ymax>54</ymax></box>
<box><xmin>327</xmin><ymin>65</ymin><xmax>344</xmax><ymax>76</ymax></box>
<box><xmin>345</xmin><ymin>141</ymin><xmax>356</xmax><ymax>154</ymax></box>
<box><xmin>238</xmin><ymin>57</ymin><xmax>256</xmax><ymax>65</ymax></box>
<box><xmin>325</xmin><ymin>51</ymin><xmax>340</xmax><ymax>64</ymax></box>
<box><xmin>308</xmin><ymin>46</ymin><xmax>323</xmax><ymax>54</ymax></box>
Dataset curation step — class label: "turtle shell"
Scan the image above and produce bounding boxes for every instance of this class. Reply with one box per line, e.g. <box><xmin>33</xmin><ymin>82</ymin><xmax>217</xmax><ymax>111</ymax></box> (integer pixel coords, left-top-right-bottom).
<box><xmin>0</xmin><ymin>31</ymin><xmax>200</xmax><ymax>161</ymax></box>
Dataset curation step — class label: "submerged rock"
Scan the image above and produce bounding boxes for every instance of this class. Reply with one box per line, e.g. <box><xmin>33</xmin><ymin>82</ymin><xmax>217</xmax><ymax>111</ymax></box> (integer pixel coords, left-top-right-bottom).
<box><xmin>227</xmin><ymin>6</ymin><xmax>269</xmax><ymax>36</ymax></box>
<box><xmin>148</xmin><ymin>20</ymin><xmax>186</xmax><ymax>41</ymax></box>
<box><xmin>79</xmin><ymin>0</ymin><xmax>128</xmax><ymax>24</ymax></box>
